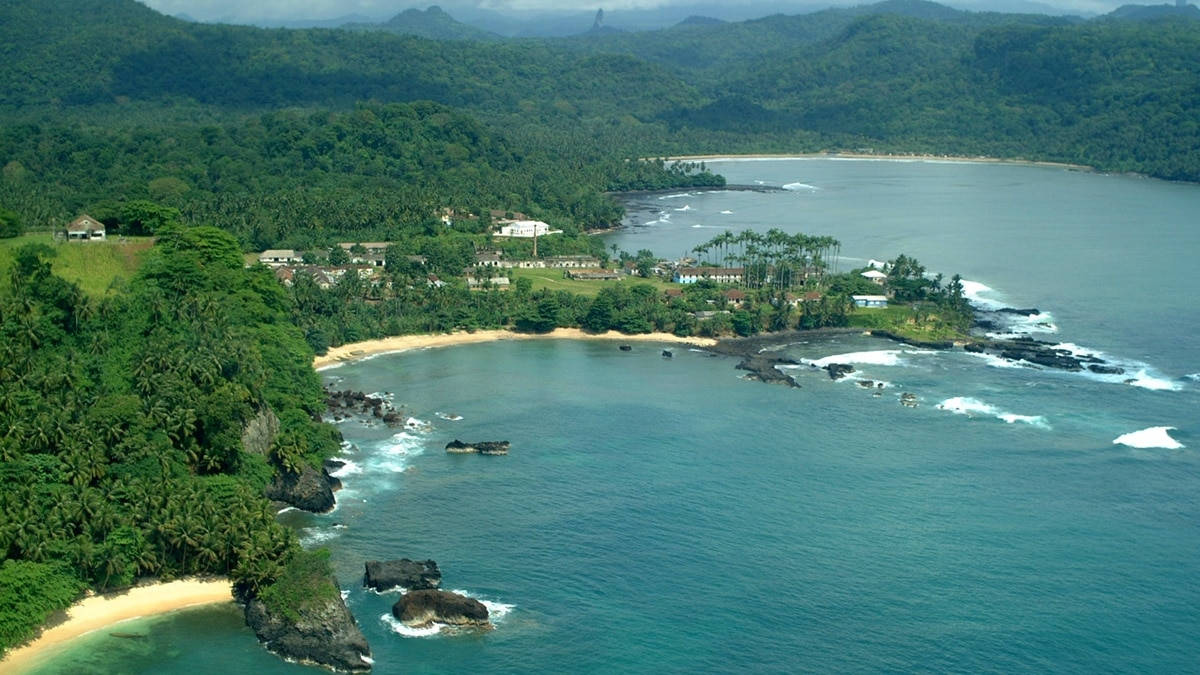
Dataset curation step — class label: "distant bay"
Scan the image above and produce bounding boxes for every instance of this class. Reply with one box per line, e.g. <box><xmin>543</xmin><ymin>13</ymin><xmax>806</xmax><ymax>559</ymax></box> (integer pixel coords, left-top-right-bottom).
<box><xmin>33</xmin><ymin>159</ymin><xmax>1200</xmax><ymax>674</ymax></box>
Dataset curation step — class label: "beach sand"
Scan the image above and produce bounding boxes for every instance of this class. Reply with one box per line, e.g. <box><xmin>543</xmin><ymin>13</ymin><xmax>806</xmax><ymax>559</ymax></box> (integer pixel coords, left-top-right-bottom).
<box><xmin>314</xmin><ymin>328</ymin><xmax>717</xmax><ymax>370</ymax></box>
<box><xmin>1</xmin><ymin>579</ymin><xmax>233</xmax><ymax>673</ymax></box>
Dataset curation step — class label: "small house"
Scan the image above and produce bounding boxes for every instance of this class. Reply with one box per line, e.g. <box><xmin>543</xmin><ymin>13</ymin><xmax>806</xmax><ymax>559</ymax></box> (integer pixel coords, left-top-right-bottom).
<box><xmin>259</xmin><ymin>249</ymin><xmax>303</xmax><ymax>266</ymax></box>
<box><xmin>851</xmin><ymin>295</ymin><xmax>889</xmax><ymax>308</ymax></box>
<box><xmin>566</xmin><ymin>268</ymin><xmax>620</xmax><ymax>281</ymax></box>
<box><xmin>474</xmin><ymin>251</ymin><xmax>504</xmax><ymax>267</ymax></box>
<box><xmin>65</xmin><ymin>214</ymin><xmax>106</xmax><ymax>242</ymax></box>
<box><xmin>861</xmin><ymin>270</ymin><xmax>888</xmax><ymax>286</ymax></box>
<box><xmin>723</xmin><ymin>289</ymin><xmax>747</xmax><ymax>304</ymax></box>
<box><xmin>546</xmin><ymin>255</ymin><xmax>601</xmax><ymax>268</ymax></box>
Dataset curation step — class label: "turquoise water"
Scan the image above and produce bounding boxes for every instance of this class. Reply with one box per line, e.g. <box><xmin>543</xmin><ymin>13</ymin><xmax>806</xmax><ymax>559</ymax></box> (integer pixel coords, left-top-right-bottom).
<box><xmin>34</xmin><ymin>160</ymin><xmax>1200</xmax><ymax>673</ymax></box>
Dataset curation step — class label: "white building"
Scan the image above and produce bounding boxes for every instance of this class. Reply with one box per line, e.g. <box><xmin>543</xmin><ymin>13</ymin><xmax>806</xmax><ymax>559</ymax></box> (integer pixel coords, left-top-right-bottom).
<box><xmin>259</xmin><ymin>249</ymin><xmax>303</xmax><ymax>266</ymax></box>
<box><xmin>851</xmin><ymin>295</ymin><xmax>889</xmax><ymax>308</ymax></box>
<box><xmin>672</xmin><ymin>267</ymin><xmax>745</xmax><ymax>284</ymax></box>
<box><xmin>495</xmin><ymin>220</ymin><xmax>561</xmax><ymax>238</ymax></box>
<box><xmin>861</xmin><ymin>270</ymin><xmax>888</xmax><ymax>286</ymax></box>
<box><xmin>65</xmin><ymin>214</ymin><xmax>106</xmax><ymax>242</ymax></box>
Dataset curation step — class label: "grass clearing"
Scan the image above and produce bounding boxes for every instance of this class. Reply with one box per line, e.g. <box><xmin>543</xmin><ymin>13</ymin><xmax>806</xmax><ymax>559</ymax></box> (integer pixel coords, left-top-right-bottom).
<box><xmin>0</xmin><ymin>233</ymin><xmax>154</xmax><ymax>296</ymax></box>
<box><xmin>848</xmin><ymin>304</ymin><xmax>968</xmax><ymax>342</ymax></box>
<box><xmin>511</xmin><ymin>267</ymin><xmax>680</xmax><ymax>298</ymax></box>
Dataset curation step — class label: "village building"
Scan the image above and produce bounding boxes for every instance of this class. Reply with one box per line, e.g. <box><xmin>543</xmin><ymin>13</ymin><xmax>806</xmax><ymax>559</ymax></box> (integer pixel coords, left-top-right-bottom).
<box><xmin>851</xmin><ymin>295</ymin><xmax>889</xmax><ymax>308</ymax></box>
<box><xmin>337</xmin><ymin>242</ymin><xmax>391</xmax><ymax>255</ymax></box>
<box><xmin>672</xmin><ymin>267</ymin><xmax>745</xmax><ymax>284</ymax></box>
<box><xmin>259</xmin><ymin>249</ymin><xmax>304</xmax><ymax>266</ymax></box>
<box><xmin>861</xmin><ymin>269</ymin><xmax>888</xmax><ymax>286</ymax></box>
<box><xmin>65</xmin><ymin>214</ymin><xmax>106</xmax><ymax>242</ymax></box>
<box><xmin>494</xmin><ymin>220</ymin><xmax>562</xmax><ymax>238</ymax></box>
<box><xmin>545</xmin><ymin>255</ymin><xmax>600</xmax><ymax>268</ymax></box>
<box><xmin>723</xmin><ymin>289</ymin><xmax>747</xmax><ymax>305</ymax></box>
<box><xmin>474</xmin><ymin>251</ymin><xmax>504</xmax><ymax>267</ymax></box>
<box><xmin>566</xmin><ymin>268</ymin><xmax>620</xmax><ymax>281</ymax></box>
<box><xmin>465</xmin><ymin>273</ymin><xmax>510</xmax><ymax>289</ymax></box>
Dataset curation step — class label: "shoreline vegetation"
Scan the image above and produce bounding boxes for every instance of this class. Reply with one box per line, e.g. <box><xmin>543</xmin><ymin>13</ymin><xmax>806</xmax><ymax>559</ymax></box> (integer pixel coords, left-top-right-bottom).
<box><xmin>662</xmin><ymin>152</ymin><xmax>1095</xmax><ymax>173</ymax></box>
<box><xmin>313</xmin><ymin>329</ymin><xmax>718</xmax><ymax>370</ymax></box>
<box><xmin>1</xmin><ymin>578</ymin><xmax>232</xmax><ymax>673</ymax></box>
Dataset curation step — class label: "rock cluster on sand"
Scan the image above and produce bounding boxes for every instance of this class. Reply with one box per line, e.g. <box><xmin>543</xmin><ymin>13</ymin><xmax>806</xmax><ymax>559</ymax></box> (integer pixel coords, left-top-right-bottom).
<box><xmin>364</xmin><ymin>559</ymin><xmax>442</xmax><ymax>592</ymax></box>
<box><xmin>392</xmin><ymin>589</ymin><xmax>490</xmax><ymax>629</ymax></box>
<box><xmin>445</xmin><ymin>440</ymin><xmax>510</xmax><ymax>455</ymax></box>
<box><xmin>240</xmin><ymin>584</ymin><xmax>372</xmax><ymax>672</ymax></box>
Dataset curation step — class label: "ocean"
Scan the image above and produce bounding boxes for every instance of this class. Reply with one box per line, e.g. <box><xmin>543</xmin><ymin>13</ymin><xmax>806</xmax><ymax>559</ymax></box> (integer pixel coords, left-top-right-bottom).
<box><xmin>33</xmin><ymin>159</ymin><xmax>1200</xmax><ymax>673</ymax></box>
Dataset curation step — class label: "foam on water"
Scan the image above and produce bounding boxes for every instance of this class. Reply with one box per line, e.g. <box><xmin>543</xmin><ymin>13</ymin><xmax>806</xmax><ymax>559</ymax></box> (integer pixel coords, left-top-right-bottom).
<box><xmin>720</xmin><ymin>210</ymin><xmax>733</xmax><ymax>214</ymax></box>
<box><xmin>435</xmin><ymin>412</ymin><xmax>463</xmax><ymax>421</ymax></box>
<box><xmin>936</xmin><ymin>397</ymin><xmax>1050</xmax><ymax>428</ymax></box>
<box><xmin>328</xmin><ymin>458</ymin><xmax>362</xmax><ymax>478</ymax></box>
<box><xmin>658</xmin><ymin>192</ymin><xmax>691</xmax><ymax>200</ymax></box>
<box><xmin>449</xmin><ymin>589</ymin><xmax>515</xmax><ymax>622</ymax></box>
<box><xmin>807</xmin><ymin>350</ymin><xmax>904</xmax><ymax>368</ymax></box>
<box><xmin>372</xmin><ymin>431</ymin><xmax>428</xmax><ymax>473</ymax></box>
<box><xmin>1113</xmin><ymin>427</ymin><xmax>1184</xmax><ymax>449</ymax></box>
<box><xmin>1185</xmin><ymin>373</ymin><xmax>1199</xmax><ymax>382</ymax></box>
<box><xmin>782</xmin><ymin>182</ymin><xmax>819</xmax><ymax>191</ymax></box>
<box><xmin>674</xmin><ymin>205</ymin><xmax>692</xmax><ymax>211</ymax></box>
<box><xmin>300</xmin><ymin>526</ymin><xmax>343</xmax><ymax>547</ymax></box>
<box><xmin>967</xmin><ymin>351</ymin><xmax>1028</xmax><ymax>369</ymax></box>
<box><xmin>382</xmin><ymin>613</ymin><xmax>444</xmax><ymax>638</ymax></box>
<box><xmin>960</xmin><ymin>280</ymin><xmax>1007</xmax><ymax>311</ymax></box>
<box><xmin>1048</xmin><ymin>343</ymin><xmax>1184</xmax><ymax>391</ymax></box>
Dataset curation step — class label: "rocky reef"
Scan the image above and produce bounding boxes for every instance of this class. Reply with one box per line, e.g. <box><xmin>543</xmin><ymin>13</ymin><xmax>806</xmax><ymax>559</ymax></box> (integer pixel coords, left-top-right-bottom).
<box><xmin>364</xmin><ymin>559</ymin><xmax>442</xmax><ymax>592</ymax></box>
<box><xmin>265</xmin><ymin>465</ymin><xmax>338</xmax><ymax>513</ymax></box>
<box><xmin>325</xmin><ymin>388</ymin><xmax>403</xmax><ymax>426</ymax></box>
<box><xmin>734</xmin><ymin>354</ymin><xmax>801</xmax><ymax>386</ymax></box>
<box><xmin>445</xmin><ymin>440</ymin><xmax>510</xmax><ymax>455</ymax></box>
<box><xmin>240</xmin><ymin>585</ymin><xmax>372</xmax><ymax>672</ymax></box>
<box><xmin>392</xmin><ymin>589</ymin><xmax>491</xmax><ymax>629</ymax></box>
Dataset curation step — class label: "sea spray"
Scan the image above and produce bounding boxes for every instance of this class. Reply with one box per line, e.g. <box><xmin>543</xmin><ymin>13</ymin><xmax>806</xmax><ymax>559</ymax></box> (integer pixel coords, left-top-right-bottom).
<box><xmin>936</xmin><ymin>397</ymin><xmax>1050</xmax><ymax>428</ymax></box>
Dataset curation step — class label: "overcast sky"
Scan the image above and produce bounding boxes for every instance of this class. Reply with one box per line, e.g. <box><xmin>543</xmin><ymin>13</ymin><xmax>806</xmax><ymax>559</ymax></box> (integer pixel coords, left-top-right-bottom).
<box><xmin>137</xmin><ymin>0</ymin><xmax>1129</xmax><ymax>23</ymax></box>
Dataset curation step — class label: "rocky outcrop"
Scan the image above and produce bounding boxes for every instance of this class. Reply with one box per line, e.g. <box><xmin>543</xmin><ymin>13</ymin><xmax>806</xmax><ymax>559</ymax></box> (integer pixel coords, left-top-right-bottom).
<box><xmin>325</xmin><ymin>388</ymin><xmax>402</xmax><ymax>426</ymax></box>
<box><xmin>445</xmin><ymin>440</ymin><xmax>510</xmax><ymax>455</ymax></box>
<box><xmin>241</xmin><ymin>586</ymin><xmax>372</xmax><ymax>672</ymax></box>
<box><xmin>364</xmin><ymin>559</ymin><xmax>441</xmax><ymax>592</ymax></box>
<box><xmin>392</xmin><ymin>589</ymin><xmax>490</xmax><ymax>629</ymax></box>
<box><xmin>242</xmin><ymin>408</ymin><xmax>280</xmax><ymax>456</ymax></box>
<box><xmin>735</xmin><ymin>355</ymin><xmax>800</xmax><ymax>387</ymax></box>
<box><xmin>265</xmin><ymin>465</ymin><xmax>337</xmax><ymax>513</ymax></box>
<box><xmin>867</xmin><ymin>330</ymin><xmax>953</xmax><ymax>350</ymax></box>
<box><xmin>824</xmin><ymin>363</ymin><xmax>855</xmax><ymax>380</ymax></box>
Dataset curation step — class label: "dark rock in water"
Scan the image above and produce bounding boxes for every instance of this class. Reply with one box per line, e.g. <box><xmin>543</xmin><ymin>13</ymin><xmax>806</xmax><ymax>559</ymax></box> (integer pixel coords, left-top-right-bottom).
<box><xmin>662</xmin><ymin>349</ymin><xmax>673</xmax><ymax>358</ymax></box>
<box><xmin>392</xmin><ymin>589</ymin><xmax>490</xmax><ymax>629</ymax></box>
<box><xmin>324</xmin><ymin>459</ymin><xmax>346</xmax><ymax>472</ymax></box>
<box><xmin>619</xmin><ymin>345</ymin><xmax>632</xmax><ymax>351</ymax></box>
<box><xmin>325</xmin><ymin>387</ymin><xmax>402</xmax><ymax>426</ymax></box>
<box><xmin>963</xmin><ymin>342</ymin><xmax>986</xmax><ymax>353</ymax></box>
<box><xmin>364</xmin><ymin>559</ymin><xmax>441</xmax><ymax>592</ymax></box>
<box><xmin>381</xmin><ymin>410</ymin><xmax>402</xmax><ymax>425</ymax></box>
<box><xmin>825</xmin><ymin>363</ymin><xmax>855</xmax><ymax>380</ymax></box>
<box><xmin>264</xmin><ymin>465</ymin><xmax>337</xmax><ymax>513</ymax></box>
<box><xmin>996</xmin><ymin>307</ymin><xmax>1041</xmax><ymax>316</ymax></box>
<box><xmin>857</xmin><ymin>380</ymin><xmax>876</xmax><ymax>388</ymax></box>
<box><xmin>1088</xmin><ymin>364</ymin><xmax>1126</xmax><ymax>375</ymax></box>
<box><xmin>445</xmin><ymin>440</ymin><xmax>510</xmax><ymax>455</ymax></box>
<box><xmin>241</xmin><ymin>581</ymin><xmax>372</xmax><ymax>672</ymax></box>
<box><xmin>900</xmin><ymin>392</ymin><xmax>919</xmax><ymax>408</ymax></box>
<box><xmin>735</xmin><ymin>355</ymin><xmax>800</xmax><ymax>387</ymax></box>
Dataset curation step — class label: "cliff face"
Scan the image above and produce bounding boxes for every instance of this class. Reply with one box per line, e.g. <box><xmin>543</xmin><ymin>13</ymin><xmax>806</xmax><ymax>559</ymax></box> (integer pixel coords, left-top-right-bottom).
<box><xmin>242</xmin><ymin>587</ymin><xmax>372</xmax><ymax>672</ymax></box>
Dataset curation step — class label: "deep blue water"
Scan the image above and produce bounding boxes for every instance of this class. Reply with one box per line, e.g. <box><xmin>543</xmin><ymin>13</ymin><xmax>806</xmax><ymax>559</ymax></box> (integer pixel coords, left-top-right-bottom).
<box><xmin>33</xmin><ymin>159</ymin><xmax>1200</xmax><ymax>673</ymax></box>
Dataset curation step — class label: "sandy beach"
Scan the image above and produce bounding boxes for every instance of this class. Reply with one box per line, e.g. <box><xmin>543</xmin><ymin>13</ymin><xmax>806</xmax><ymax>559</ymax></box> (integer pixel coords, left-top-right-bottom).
<box><xmin>314</xmin><ymin>328</ymin><xmax>717</xmax><ymax>370</ymax></box>
<box><xmin>1</xmin><ymin>578</ymin><xmax>233</xmax><ymax>673</ymax></box>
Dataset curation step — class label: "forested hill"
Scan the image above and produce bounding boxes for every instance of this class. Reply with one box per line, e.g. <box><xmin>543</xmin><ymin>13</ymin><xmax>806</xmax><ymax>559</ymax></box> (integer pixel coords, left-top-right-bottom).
<box><xmin>2</xmin><ymin>0</ymin><xmax>1200</xmax><ymax>182</ymax></box>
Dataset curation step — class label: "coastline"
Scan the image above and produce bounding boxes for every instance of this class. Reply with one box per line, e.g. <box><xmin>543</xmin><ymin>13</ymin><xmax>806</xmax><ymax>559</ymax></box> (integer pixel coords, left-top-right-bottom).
<box><xmin>1</xmin><ymin>578</ymin><xmax>233</xmax><ymax>673</ymax></box>
<box><xmin>663</xmin><ymin>152</ymin><xmax>1094</xmax><ymax>172</ymax></box>
<box><xmin>314</xmin><ymin>329</ymin><xmax>717</xmax><ymax>370</ymax></box>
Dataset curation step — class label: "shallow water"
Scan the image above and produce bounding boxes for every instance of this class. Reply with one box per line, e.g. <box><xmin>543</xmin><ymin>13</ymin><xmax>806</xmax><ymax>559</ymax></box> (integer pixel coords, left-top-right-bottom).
<box><xmin>35</xmin><ymin>159</ymin><xmax>1200</xmax><ymax>674</ymax></box>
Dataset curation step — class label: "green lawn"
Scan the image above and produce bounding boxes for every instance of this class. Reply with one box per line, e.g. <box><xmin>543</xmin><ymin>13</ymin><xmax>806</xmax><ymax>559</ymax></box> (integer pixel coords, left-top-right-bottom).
<box><xmin>0</xmin><ymin>233</ymin><xmax>154</xmax><ymax>296</ymax></box>
<box><xmin>847</xmin><ymin>304</ymin><xmax>969</xmax><ymax>342</ymax></box>
<box><xmin>510</xmin><ymin>267</ymin><xmax>680</xmax><ymax>298</ymax></box>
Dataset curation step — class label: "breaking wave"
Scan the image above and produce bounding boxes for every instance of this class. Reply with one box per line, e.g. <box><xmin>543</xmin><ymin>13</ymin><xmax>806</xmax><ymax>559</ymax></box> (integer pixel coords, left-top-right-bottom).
<box><xmin>1113</xmin><ymin>426</ymin><xmax>1184</xmax><ymax>449</ymax></box>
<box><xmin>782</xmin><ymin>182</ymin><xmax>819</xmax><ymax>191</ymax></box>
<box><xmin>935</xmin><ymin>397</ymin><xmax>1050</xmax><ymax>428</ymax></box>
<box><xmin>806</xmin><ymin>350</ymin><xmax>904</xmax><ymax>368</ymax></box>
<box><xmin>328</xmin><ymin>458</ymin><xmax>362</xmax><ymax>478</ymax></box>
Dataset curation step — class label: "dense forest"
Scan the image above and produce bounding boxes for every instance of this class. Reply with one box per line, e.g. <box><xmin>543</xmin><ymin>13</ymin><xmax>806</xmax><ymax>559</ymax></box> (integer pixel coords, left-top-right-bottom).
<box><xmin>2</xmin><ymin>0</ymin><xmax>1198</xmax><ymax>187</ymax></box>
<box><xmin>0</xmin><ymin>227</ymin><xmax>349</xmax><ymax>650</ymax></box>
